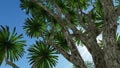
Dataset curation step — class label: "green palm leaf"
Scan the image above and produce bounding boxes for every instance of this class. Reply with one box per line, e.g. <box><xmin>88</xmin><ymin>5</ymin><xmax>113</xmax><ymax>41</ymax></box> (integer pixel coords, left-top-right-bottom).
<box><xmin>0</xmin><ymin>25</ymin><xmax>26</xmax><ymax>65</ymax></box>
<box><xmin>23</xmin><ymin>17</ymin><xmax>47</xmax><ymax>38</ymax></box>
<box><xmin>54</xmin><ymin>31</ymin><xmax>70</xmax><ymax>52</ymax></box>
<box><xmin>20</xmin><ymin>0</ymin><xmax>39</xmax><ymax>14</ymax></box>
<box><xmin>28</xmin><ymin>41</ymin><xmax>58</xmax><ymax>68</ymax></box>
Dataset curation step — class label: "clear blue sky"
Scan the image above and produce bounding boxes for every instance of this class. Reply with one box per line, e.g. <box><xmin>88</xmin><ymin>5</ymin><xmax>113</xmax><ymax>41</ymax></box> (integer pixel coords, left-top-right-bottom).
<box><xmin>0</xmin><ymin>0</ymin><xmax>72</xmax><ymax>68</ymax></box>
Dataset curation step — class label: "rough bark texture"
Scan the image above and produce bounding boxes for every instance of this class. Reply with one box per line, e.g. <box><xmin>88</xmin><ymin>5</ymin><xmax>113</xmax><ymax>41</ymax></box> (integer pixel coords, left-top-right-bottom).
<box><xmin>85</xmin><ymin>38</ymin><xmax>107</xmax><ymax>68</ymax></box>
<box><xmin>74</xmin><ymin>28</ymin><xmax>107</xmax><ymax>68</ymax></box>
<box><xmin>47</xmin><ymin>41</ymin><xmax>87</xmax><ymax>68</ymax></box>
<box><xmin>72</xmin><ymin>58</ymin><xmax>87</xmax><ymax>68</ymax></box>
<box><xmin>100</xmin><ymin>0</ymin><xmax>120</xmax><ymax>67</ymax></box>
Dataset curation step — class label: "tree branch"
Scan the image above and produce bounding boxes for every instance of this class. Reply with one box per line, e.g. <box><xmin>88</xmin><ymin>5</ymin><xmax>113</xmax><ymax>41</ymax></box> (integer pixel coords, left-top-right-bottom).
<box><xmin>42</xmin><ymin>24</ymin><xmax>72</xmax><ymax>63</ymax></box>
<box><xmin>5</xmin><ymin>55</ymin><xmax>19</xmax><ymax>68</ymax></box>
<box><xmin>49</xmin><ymin>41</ymin><xmax>72</xmax><ymax>61</ymax></box>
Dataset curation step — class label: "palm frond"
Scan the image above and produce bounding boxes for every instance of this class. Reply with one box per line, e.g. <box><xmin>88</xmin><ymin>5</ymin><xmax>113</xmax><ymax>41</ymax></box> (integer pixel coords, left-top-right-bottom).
<box><xmin>28</xmin><ymin>41</ymin><xmax>58</xmax><ymax>68</ymax></box>
<box><xmin>54</xmin><ymin>31</ymin><xmax>70</xmax><ymax>52</ymax></box>
<box><xmin>0</xmin><ymin>25</ymin><xmax>26</xmax><ymax>63</ymax></box>
<box><xmin>23</xmin><ymin>17</ymin><xmax>47</xmax><ymax>38</ymax></box>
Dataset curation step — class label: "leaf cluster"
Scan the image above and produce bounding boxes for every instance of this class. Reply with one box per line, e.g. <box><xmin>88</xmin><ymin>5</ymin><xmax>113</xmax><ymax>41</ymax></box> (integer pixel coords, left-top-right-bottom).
<box><xmin>28</xmin><ymin>41</ymin><xmax>58</xmax><ymax>68</ymax></box>
<box><xmin>0</xmin><ymin>25</ymin><xmax>26</xmax><ymax>65</ymax></box>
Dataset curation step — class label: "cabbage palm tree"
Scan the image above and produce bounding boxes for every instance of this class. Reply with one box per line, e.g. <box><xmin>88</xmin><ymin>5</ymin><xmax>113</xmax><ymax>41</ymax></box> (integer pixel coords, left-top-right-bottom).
<box><xmin>23</xmin><ymin>13</ymin><xmax>70</xmax><ymax>68</ymax></box>
<box><xmin>28</xmin><ymin>41</ymin><xmax>58</xmax><ymax>68</ymax></box>
<box><xmin>20</xmin><ymin>0</ymin><xmax>87</xmax><ymax>68</ymax></box>
<box><xmin>0</xmin><ymin>25</ymin><xmax>26</xmax><ymax>68</ymax></box>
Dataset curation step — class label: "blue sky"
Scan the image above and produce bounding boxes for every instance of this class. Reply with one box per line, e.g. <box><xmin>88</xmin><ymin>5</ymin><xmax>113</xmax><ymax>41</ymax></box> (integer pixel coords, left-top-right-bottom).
<box><xmin>0</xmin><ymin>0</ymin><xmax>73</xmax><ymax>68</ymax></box>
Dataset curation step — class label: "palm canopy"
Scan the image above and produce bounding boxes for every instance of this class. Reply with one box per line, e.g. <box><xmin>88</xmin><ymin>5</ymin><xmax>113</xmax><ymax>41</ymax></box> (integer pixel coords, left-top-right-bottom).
<box><xmin>23</xmin><ymin>17</ymin><xmax>70</xmax><ymax>68</ymax></box>
<box><xmin>0</xmin><ymin>25</ymin><xmax>26</xmax><ymax>65</ymax></box>
<box><xmin>21</xmin><ymin>1</ymin><xmax>73</xmax><ymax>68</ymax></box>
<box><xmin>23</xmin><ymin>17</ymin><xmax>47</xmax><ymax>38</ymax></box>
<box><xmin>28</xmin><ymin>40</ymin><xmax>58</xmax><ymax>68</ymax></box>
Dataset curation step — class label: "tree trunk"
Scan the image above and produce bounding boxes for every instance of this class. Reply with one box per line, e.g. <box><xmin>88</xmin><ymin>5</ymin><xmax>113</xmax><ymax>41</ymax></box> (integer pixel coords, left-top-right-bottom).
<box><xmin>75</xmin><ymin>34</ymin><xmax>107</xmax><ymax>68</ymax></box>
<box><xmin>92</xmin><ymin>50</ymin><xmax>106</xmax><ymax>68</ymax></box>
<box><xmin>5</xmin><ymin>55</ymin><xmax>19</xmax><ymax>68</ymax></box>
<box><xmin>102</xmin><ymin>21</ymin><xmax>120</xmax><ymax>68</ymax></box>
<box><xmin>75</xmin><ymin>65</ymin><xmax>86</xmax><ymax>68</ymax></box>
<box><xmin>86</xmin><ymin>39</ymin><xmax>107</xmax><ymax>68</ymax></box>
<box><xmin>99</xmin><ymin>0</ymin><xmax>120</xmax><ymax>67</ymax></box>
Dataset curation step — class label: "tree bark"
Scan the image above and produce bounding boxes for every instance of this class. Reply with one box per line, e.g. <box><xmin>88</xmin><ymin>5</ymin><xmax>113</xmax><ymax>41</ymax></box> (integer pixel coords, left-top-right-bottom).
<box><xmin>102</xmin><ymin>21</ymin><xmax>120</xmax><ymax>67</ymax></box>
<box><xmin>50</xmin><ymin>41</ymin><xmax>87</xmax><ymax>68</ymax></box>
<box><xmin>85</xmin><ymin>38</ymin><xmax>107</xmax><ymax>68</ymax></box>
<box><xmin>5</xmin><ymin>55</ymin><xmax>19</xmax><ymax>68</ymax></box>
<box><xmin>73</xmin><ymin>60</ymin><xmax>87</xmax><ymax>68</ymax></box>
<box><xmin>74</xmin><ymin>32</ymin><xmax>107</xmax><ymax>68</ymax></box>
<box><xmin>100</xmin><ymin>0</ymin><xmax>120</xmax><ymax>67</ymax></box>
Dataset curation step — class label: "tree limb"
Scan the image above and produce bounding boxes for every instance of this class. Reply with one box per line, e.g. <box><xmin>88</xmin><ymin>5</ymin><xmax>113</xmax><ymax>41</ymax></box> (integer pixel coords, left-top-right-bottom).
<box><xmin>5</xmin><ymin>55</ymin><xmax>19</xmax><ymax>68</ymax></box>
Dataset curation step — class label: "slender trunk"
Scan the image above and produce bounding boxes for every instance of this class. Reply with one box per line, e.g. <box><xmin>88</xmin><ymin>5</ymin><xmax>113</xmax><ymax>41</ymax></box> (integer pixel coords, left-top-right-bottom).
<box><xmin>5</xmin><ymin>55</ymin><xmax>19</xmax><ymax>68</ymax></box>
<box><xmin>71</xmin><ymin>55</ymin><xmax>87</xmax><ymax>68</ymax></box>
<box><xmin>4</xmin><ymin>47</ymin><xmax>19</xmax><ymax>68</ymax></box>
<box><xmin>63</xmin><ymin>30</ymin><xmax>87</xmax><ymax>68</ymax></box>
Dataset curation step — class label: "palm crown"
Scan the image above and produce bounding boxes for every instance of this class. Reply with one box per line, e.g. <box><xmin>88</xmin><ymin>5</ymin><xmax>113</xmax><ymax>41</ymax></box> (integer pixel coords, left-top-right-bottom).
<box><xmin>0</xmin><ymin>25</ymin><xmax>26</xmax><ymax>66</ymax></box>
<box><xmin>28</xmin><ymin>41</ymin><xmax>58</xmax><ymax>68</ymax></box>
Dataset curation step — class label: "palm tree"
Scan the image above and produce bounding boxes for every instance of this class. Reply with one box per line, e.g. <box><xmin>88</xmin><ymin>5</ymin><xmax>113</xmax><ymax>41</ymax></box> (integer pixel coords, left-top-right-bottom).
<box><xmin>0</xmin><ymin>25</ymin><xmax>26</xmax><ymax>68</ymax></box>
<box><xmin>23</xmin><ymin>15</ymin><xmax>71</xmax><ymax>68</ymax></box>
<box><xmin>28</xmin><ymin>40</ymin><xmax>58</xmax><ymax>68</ymax></box>
<box><xmin>20</xmin><ymin>0</ymin><xmax>83</xmax><ymax>68</ymax></box>
<box><xmin>21</xmin><ymin>1</ymin><xmax>71</xmax><ymax>67</ymax></box>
